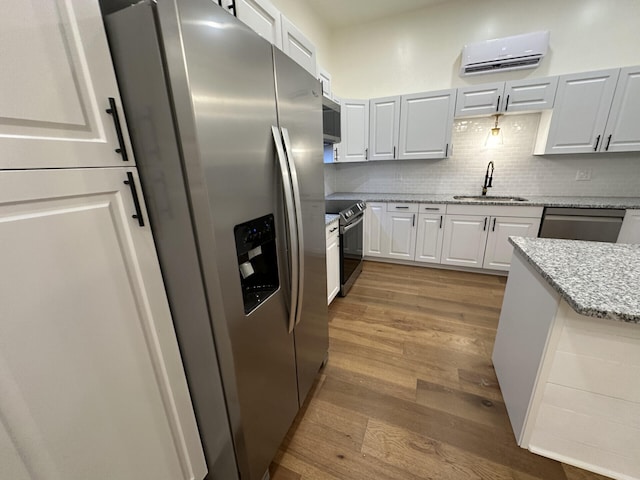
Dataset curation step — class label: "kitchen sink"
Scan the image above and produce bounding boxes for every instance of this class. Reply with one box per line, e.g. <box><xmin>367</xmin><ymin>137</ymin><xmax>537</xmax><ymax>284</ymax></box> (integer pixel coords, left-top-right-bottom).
<box><xmin>453</xmin><ymin>195</ymin><xmax>529</xmax><ymax>202</ymax></box>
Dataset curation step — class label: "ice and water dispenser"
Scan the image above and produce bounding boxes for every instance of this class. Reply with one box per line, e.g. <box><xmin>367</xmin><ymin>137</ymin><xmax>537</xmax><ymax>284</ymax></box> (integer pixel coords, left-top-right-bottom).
<box><xmin>234</xmin><ymin>214</ymin><xmax>280</xmax><ymax>314</ymax></box>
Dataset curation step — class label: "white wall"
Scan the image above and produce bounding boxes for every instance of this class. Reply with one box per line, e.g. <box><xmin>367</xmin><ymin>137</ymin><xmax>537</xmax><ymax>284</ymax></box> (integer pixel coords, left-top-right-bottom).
<box><xmin>270</xmin><ymin>0</ymin><xmax>332</xmax><ymax>70</ymax></box>
<box><xmin>330</xmin><ymin>0</ymin><xmax>640</xmax><ymax>98</ymax></box>
<box><xmin>326</xmin><ymin>114</ymin><xmax>640</xmax><ymax>197</ymax></box>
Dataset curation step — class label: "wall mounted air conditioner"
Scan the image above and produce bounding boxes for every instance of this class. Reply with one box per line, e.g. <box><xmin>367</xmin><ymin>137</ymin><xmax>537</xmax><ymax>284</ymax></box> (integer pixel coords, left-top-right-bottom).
<box><xmin>460</xmin><ymin>31</ymin><xmax>550</xmax><ymax>76</ymax></box>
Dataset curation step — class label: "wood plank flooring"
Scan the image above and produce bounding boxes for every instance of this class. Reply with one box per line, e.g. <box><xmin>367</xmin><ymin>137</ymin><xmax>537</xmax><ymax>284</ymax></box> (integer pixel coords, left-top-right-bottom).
<box><xmin>270</xmin><ymin>261</ymin><xmax>611</xmax><ymax>480</ymax></box>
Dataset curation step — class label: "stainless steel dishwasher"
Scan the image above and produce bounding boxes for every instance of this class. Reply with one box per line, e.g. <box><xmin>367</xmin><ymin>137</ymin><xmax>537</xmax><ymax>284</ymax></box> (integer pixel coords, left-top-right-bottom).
<box><xmin>539</xmin><ymin>207</ymin><xmax>625</xmax><ymax>242</ymax></box>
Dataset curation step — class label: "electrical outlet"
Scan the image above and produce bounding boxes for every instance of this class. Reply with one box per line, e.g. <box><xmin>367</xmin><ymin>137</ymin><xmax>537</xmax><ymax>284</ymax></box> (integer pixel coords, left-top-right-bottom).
<box><xmin>575</xmin><ymin>169</ymin><xmax>592</xmax><ymax>181</ymax></box>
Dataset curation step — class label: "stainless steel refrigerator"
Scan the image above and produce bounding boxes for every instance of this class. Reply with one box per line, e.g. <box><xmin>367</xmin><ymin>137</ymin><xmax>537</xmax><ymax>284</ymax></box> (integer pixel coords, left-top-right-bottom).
<box><xmin>105</xmin><ymin>2</ymin><xmax>329</xmax><ymax>479</ymax></box>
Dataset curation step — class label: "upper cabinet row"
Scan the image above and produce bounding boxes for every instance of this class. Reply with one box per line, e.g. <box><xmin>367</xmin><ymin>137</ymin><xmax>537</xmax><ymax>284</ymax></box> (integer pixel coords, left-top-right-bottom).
<box><xmin>227</xmin><ymin>0</ymin><xmax>318</xmax><ymax>77</ymax></box>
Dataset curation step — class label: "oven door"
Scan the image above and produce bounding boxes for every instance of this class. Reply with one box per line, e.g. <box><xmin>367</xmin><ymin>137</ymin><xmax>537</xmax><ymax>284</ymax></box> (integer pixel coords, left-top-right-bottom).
<box><xmin>339</xmin><ymin>213</ymin><xmax>364</xmax><ymax>295</ymax></box>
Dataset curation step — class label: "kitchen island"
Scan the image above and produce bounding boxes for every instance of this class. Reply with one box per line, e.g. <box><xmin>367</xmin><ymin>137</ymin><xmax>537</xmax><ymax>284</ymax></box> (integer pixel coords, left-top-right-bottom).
<box><xmin>492</xmin><ymin>237</ymin><xmax>640</xmax><ymax>480</ymax></box>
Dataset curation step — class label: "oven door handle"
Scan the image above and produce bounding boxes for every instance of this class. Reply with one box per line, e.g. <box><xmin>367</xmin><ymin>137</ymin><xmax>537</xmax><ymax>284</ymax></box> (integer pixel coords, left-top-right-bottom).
<box><xmin>340</xmin><ymin>215</ymin><xmax>364</xmax><ymax>234</ymax></box>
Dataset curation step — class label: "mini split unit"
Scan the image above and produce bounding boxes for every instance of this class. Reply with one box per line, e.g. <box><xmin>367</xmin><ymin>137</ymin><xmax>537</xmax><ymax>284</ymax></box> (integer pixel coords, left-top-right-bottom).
<box><xmin>460</xmin><ymin>31</ymin><xmax>550</xmax><ymax>76</ymax></box>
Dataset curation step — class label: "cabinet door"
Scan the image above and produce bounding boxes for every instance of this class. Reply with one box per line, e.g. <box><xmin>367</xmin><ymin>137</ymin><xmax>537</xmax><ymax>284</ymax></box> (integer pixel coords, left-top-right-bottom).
<box><xmin>0</xmin><ymin>0</ymin><xmax>134</xmax><ymax>169</ymax></box>
<box><xmin>617</xmin><ymin>209</ymin><xmax>640</xmax><ymax>243</ymax></box>
<box><xmin>602</xmin><ymin>66</ymin><xmax>640</xmax><ymax>153</ymax></box>
<box><xmin>504</xmin><ymin>77</ymin><xmax>558</xmax><ymax>113</ymax></box>
<box><xmin>281</xmin><ymin>15</ymin><xmax>317</xmax><ymax>76</ymax></box>
<box><xmin>398</xmin><ymin>89</ymin><xmax>456</xmax><ymax>160</ymax></box>
<box><xmin>385</xmin><ymin>212</ymin><xmax>417</xmax><ymax>260</ymax></box>
<box><xmin>235</xmin><ymin>0</ymin><xmax>282</xmax><ymax>49</ymax></box>
<box><xmin>318</xmin><ymin>66</ymin><xmax>332</xmax><ymax>98</ymax></box>
<box><xmin>414</xmin><ymin>214</ymin><xmax>444</xmax><ymax>264</ymax></box>
<box><xmin>483</xmin><ymin>216</ymin><xmax>541</xmax><ymax>271</ymax></box>
<box><xmin>0</xmin><ymin>168</ymin><xmax>206</xmax><ymax>480</ymax></box>
<box><xmin>326</xmin><ymin>227</ymin><xmax>340</xmax><ymax>303</ymax></box>
<box><xmin>364</xmin><ymin>202</ymin><xmax>386</xmax><ymax>257</ymax></box>
<box><xmin>455</xmin><ymin>82</ymin><xmax>505</xmax><ymax>117</ymax></box>
<box><xmin>441</xmin><ymin>215</ymin><xmax>489</xmax><ymax>268</ymax></box>
<box><xmin>338</xmin><ymin>99</ymin><xmax>369</xmax><ymax>162</ymax></box>
<box><xmin>369</xmin><ymin>96</ymin><xmax>401</xmax><ymax>161</ymax></box>
<box><xmin>543</xmin><ymin>69</ymin><xmax>619</xmax><ymax>154</ymax></box>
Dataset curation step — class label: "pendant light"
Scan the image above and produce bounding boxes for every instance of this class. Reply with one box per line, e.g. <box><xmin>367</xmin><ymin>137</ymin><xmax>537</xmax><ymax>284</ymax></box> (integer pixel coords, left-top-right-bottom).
<box><xmin>485</xmin><ymin>114</ymin><xmax>504</xmax><ymax>147</ymax></box>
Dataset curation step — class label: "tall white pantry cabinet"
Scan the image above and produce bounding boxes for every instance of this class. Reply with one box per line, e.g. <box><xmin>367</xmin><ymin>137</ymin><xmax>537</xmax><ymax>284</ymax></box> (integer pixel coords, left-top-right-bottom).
<box><xmin>0</xmin><ymin>2</ymin><xmax>207</xmax><ymax>480</ymax></box>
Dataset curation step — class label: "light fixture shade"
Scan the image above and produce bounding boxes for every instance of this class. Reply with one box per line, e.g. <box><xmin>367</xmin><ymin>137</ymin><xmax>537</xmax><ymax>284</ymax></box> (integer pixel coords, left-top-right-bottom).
<box><xmin>485</xmin><ymin>114</ymin><xmax>504</xmax><ymax>147</ymax></box>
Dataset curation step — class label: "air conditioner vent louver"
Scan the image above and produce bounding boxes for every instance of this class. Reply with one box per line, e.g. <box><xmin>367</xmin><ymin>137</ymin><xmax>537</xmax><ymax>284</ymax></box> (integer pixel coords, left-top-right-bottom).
<box><xmin>460</xmin><ymin>31</ymin><xmax>549</xmax><ymax>76</ymax></box>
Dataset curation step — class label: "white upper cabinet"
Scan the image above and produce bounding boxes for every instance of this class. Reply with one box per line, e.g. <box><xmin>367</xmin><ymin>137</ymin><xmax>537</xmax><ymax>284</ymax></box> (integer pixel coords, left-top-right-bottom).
<box><xmin>369</xmin><ymin>96</ymin><xmax>401</xmax><ymax>161</ymax></box>
<box><xmin>235</xmin><ymin>0</ymin><xmax>282</xmax><ymax>49</ymax></box>
<box><xmin>318</xmin><ymin>66</ymin><xmax>332</xmax><ymax>98</ymax></box>
<box><xmin>455</xmin><ymin>78</ymin><xmax>558</xmax><ymax>117</ymax></box>
<box><xmin>0</xmin><ymin>0</ymin><xmax>134</xmax><ymax>169</ymax></box>
<box><xmin>602</xmin><ymin>66</ymin><xmax>640</xmax><ymax>153</ymax></box>
<box><xmin>455</xmin><ymin>82</ymin><xmax>504</xmax><ymax>117</ymax></box>
<box><xmin>0</xmin><ymin>168</ymin><xmax>206</xmax><ymax>480</ymax></box>
<box><xmin>398</xmin><ymin>89</ymin><xmax>456</xmax><ymax>160</ymax></box>
<box><xmin>281</xmin><ymin>15</ymin><xmax>317</xmax><ymax>76</ymax></box>
<box><xmin>535</xmin><ymin>69</ymin><xmax>620</xmax><ymax>155</ymax></box>
<box><xmin>503</xmin><ymin>77</ymin><xmax>558</xmax><ymax>113</ymax></box>
<box><xmin>338</xmin><ymin>99</ymin><xmax>369</xmax><ymax>162</ymax></box>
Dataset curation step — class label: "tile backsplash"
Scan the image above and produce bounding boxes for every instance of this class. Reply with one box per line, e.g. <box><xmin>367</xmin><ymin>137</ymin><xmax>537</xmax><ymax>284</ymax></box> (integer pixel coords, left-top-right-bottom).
<box><xmin>325</xmin><ymin>114</ymin><xmax>640</xmax><ymax>197</ymax></box>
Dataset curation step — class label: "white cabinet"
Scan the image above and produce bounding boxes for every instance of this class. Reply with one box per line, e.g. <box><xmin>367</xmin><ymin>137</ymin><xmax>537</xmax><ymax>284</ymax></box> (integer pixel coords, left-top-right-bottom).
<box><xmin>326</xmin><ymin>222</ymin><xmax>340</xmax><ymax>304</ymax></box>
<box><xmin>398</xmin><ymin>89</ymin><xmax>456</xmax><ymax>160</ymax></box>
<box><xmin>318</xmin><ymin>66</ymin><xmax>332</xmax><ymax>98</ymax></box>
<box><xmin>385</xmin><ymin>203</ymin><xmax>418</xmax><ymax>260</ymax></box>
<box><xmin>369</xmin><ymin>96</ymin><xmax>401</xmax><ymax>161</ymax></box>
<box><xmin>441</xmin><ymin>214</ymin><xmax>489</xmax><ymax>268</ymax></box>
<box><xmin>0</xmin><ymin>168</ymin><xmax>206</xmax><ymax>480</ymax></box>
<box><xmin>483</xmin><ymin>216</ymin><xmax>542</xmax><ymax>271</ymax></box>
<box><xmin>235</xmin><ymin>0</ymin><xmax>282</xmax><ymax>49</ymax></box>
<box><xmin>338</xmin><ymin>99</ymin><xmax>369</xmax><ymax>162</ymax></box>
<box><xmin>617</xmin><ymin>209</ymin><xmax>640</xmax><ymax>243</ymax></box>
<box><xmin>535</xmin><ymin>69</ymin><xmax>620</xmax><ymax>155</ymax></box>
<box><xmin>364</xmin><ymin>202</ymin><xmax>386</xmax><ymax>257</ymax></box>
<box><xmin>455</xmin><ymin>78</ymin><xmax>558</xmax><ymax>117</ymax></box>
<box><xmin>602</xmin><ymin>66</ymin><xmax>640</xmax><ymax>153</ymax></box>
<box><xmin>281</xmin><ymin>15</ymin><xmax>317</xmax><ymax>76</ymax></box>
<box><xmin>0</xmin><ymin>0</ymin><xmax>135</xmax><ymax>169</ymax></box>
<box><xmin>415</xmin><ymin>212</ymin><xmax>445</xmax><ymax>264</ymax></box>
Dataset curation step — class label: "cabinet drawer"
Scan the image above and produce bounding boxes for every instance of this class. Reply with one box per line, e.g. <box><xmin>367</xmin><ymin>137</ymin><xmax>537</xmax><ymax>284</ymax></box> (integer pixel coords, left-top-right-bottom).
<box><xmin>387</xmin><ymin>202</ymin><xmax>418</xmax><ymax>213</ymax></box>
<box><xmin>418</xmin><ymin>203</ymin><xmax>446</xmax><ymax>214</ymax></box>
<box><xmin>446</xmin><ymin>204</ymin><xmax>543</xmax><ymax>218</ymax></box>
<box><xmin>326</xmin><ymin>222</ymin><xmax>339</xmax><ymax>241</ymax></box>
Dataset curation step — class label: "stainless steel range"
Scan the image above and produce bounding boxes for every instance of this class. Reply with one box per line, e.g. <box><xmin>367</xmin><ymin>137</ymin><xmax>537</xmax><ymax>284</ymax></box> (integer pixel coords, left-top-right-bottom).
<box><xmin>326</xmin><ymin>200</ymin><xmax>366</xmax><ymax>295</ymax></box>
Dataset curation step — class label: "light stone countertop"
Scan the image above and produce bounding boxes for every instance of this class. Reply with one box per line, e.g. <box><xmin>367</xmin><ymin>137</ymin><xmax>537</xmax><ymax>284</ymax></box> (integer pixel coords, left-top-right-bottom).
<box><xmin>509</xmin><ymin>236</ymin><xmax>640</xmax><ymax>323</ymax></box>
<box><xmin>326</xmin><ymin>192</ymin><xmax>640</xmax><ymax>209</ymax></box>
<box><xmin>325</xmin><ymin>214</ymin><xmax>339</xmax><ymax>226</ymax></box>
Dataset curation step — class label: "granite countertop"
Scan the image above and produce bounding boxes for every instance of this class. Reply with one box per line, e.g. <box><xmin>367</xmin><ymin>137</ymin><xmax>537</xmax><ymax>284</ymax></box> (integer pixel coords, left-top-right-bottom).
<box><xmin>326</xmin><ymin>192</ymin><xmax>640</xmax><ymax>209</ymax></box>
<box><xmin>510</xmin><ymin>237</ymin><xmax>640</xmax><ymax>323</ymax></box>
<box><xmin>325</xmin><ymin>214</ymin><xmax>339</xmax><ymax>226</ymax></box>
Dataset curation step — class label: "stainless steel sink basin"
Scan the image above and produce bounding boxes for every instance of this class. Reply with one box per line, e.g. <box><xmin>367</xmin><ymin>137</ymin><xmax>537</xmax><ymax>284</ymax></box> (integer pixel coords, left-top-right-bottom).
<box><xmin>453</xmin><ymin>195</ymin><xmax>529</xmax><ymax>202</ymax></box>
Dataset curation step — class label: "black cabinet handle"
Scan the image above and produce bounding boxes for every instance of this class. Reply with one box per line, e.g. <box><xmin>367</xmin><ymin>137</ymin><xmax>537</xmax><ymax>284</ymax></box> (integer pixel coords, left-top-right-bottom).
<box><xmin>496</xmin><ymin>95</ymin><xmax>501</xmax><ymax>112</ymax></box>
<box><xmin>594</xmin><ymin>134</ymin><xmax>601</xmax><ymax>151</ymax></box>
<box><xmin>124</xmin><ymin>172</ymin><xmax>145</xmax><ymax>227</ymax></box>
<box><xmin>412</xmin><ymin>214</ymin><xmax>415</xmax><ymax>227</ymax></box>
<box><xmin>505</xmin><ymin>95</ymin><xmax>510</xmax><ymax>112</ymax></box>
<box><xmin>492</xmin><ymin>218</ymin><xmax>496</xmax><ymax>232</ymax></box>
<box><xmin>445</xmin><ymin>143</ymin><xmax>449</xmax><ymax>157</ymax></box>
<box><xmin>393</xmin><ymin>146</ymin><xmax>396</xmax><ymax>158</ymax></box>
<box><xmin>483</xmin><ymin>217</ymin><xmax>487</xmax><ymax>231</ymax></box>
<box><xmin>334</xmin><ymin>147</ymin><xmax>338</xmax><ymax>162</ymax></box>
<box><xmin>226</xmin><ymin>0</ymin><xmax>236</xmax><ymax>14</ymax></box>
<box><xmin>395</xmin><ymin>206</ymin><xmax>409</xmax><ymax>209</ymax></box>
<box><xmin>439</xmin><ymin>215</ymin><xmax>443</xmax><ymax>229</ymax></box>
<box><xmin>106</xmin><ymin>97</ymin><xmax>129</xmax><ymax>162</ymax></box>
<box><xmin>605</xmin><ymin>134</ymin><xmax>612</xmax><ymax>151</ymax></box>
<box><xmin>365</xmin><ymin>148</ymin><xmax>368</xmax><ymax>160</ymax></box>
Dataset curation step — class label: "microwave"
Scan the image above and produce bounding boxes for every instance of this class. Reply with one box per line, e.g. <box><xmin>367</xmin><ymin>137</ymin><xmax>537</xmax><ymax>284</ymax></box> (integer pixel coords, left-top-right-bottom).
<box><xmin>322</xmin><ymin>96</ymin><xmax>341</xmax><ymax>144</ymax></box>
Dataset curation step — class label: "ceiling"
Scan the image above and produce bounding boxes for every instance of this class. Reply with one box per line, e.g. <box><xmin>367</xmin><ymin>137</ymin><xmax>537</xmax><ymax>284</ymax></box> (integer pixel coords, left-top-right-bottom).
<box><xmin>303</xmin><ymin>0</ymin><xmax>454</xmax><ymax>29</ymax></box>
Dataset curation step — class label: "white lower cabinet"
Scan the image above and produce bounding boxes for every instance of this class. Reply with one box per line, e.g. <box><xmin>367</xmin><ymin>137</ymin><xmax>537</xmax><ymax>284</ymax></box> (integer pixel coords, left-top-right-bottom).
<box><xmin>0</xmin><ymin>168</ymin><xmax>206</xmax><ymax>480</ymax></box>
<box><xmin>441</xmin><ymin>214</ymin><xmax>489</xmax><ymax>268</ymax></box>
<box><xmin>483</xmin><ymin>216</ymin><xmax>542</xmax><ymax>271</ymax></box>
<box><xmin>326</xmin><ymin>222</ymin><xmax>340</xmax><ymax>304</ymax></box>
<box><xmin>363</xmin><ymin>201</ymin><xmax>542</xmax><ymax>272</ymax></box>
<box><xmin>364</xmin><ymin>202</ymin><xmax>386</xmax><ymax>257</ymax></box>
<box><xmin>617</xmin><ymin>209</ymin><xmax>640</xmax><ymax>243</ymax></box>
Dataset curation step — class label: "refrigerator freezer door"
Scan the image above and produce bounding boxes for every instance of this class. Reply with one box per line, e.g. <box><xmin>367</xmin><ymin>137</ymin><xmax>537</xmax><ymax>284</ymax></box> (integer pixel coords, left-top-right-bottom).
<box><xmin>273</xmin><ymin>49</ymin><xmax>329</xmax><ymax>407</ymax></box>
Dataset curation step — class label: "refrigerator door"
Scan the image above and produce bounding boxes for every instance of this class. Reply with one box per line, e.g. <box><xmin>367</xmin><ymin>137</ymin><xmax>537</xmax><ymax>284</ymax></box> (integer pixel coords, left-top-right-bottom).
<box><xmin>273</xmin><ymin>49</ymin><xmax>329</xmax><ymax>406</ymax></box>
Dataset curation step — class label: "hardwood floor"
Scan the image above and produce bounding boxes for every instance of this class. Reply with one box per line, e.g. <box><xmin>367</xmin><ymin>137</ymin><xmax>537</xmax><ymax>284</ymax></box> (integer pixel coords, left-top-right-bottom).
<box><xmin>270</xmin><ymin>261</ymin><xmax>610</xmax><ymax>480</ymax></box>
